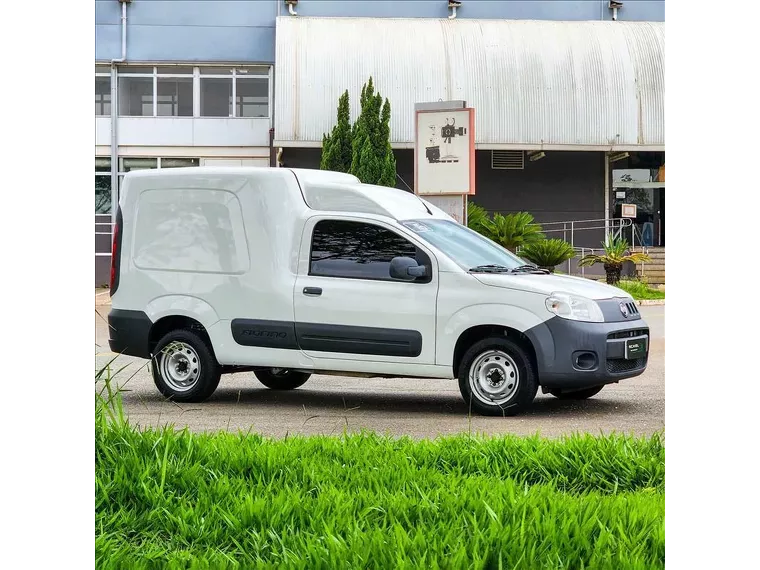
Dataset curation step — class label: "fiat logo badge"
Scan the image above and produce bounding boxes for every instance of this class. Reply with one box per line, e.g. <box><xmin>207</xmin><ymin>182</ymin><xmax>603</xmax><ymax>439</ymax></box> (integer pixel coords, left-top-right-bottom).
<box><xmin>619</xmin><ymin>302</ymin><xmax>630</xmax><ymax>318</ymax></box>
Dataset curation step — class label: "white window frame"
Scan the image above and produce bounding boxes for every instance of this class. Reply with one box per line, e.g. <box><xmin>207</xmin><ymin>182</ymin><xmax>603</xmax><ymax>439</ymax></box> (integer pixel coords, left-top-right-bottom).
<box><xmin>197</xmin><ymin>65</ymin><xmax>271</xmax><ymax>119</ymax></box>
<box><xmin>111</xmin><ymin>65</ymin><xmax>272</xmax><ymax>119</ymax></box>
<box><xmin>95</xmin><ymin>66</ymin><xmax>112</xmax><ymax>117</ymax></box>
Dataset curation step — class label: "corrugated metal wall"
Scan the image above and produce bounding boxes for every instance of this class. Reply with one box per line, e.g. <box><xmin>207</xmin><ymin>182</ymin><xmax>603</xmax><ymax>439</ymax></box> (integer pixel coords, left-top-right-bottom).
<box><xmin>274</xmin><ymin>18</ymin><xmax>664</xmax><ymax>149</ymax></box>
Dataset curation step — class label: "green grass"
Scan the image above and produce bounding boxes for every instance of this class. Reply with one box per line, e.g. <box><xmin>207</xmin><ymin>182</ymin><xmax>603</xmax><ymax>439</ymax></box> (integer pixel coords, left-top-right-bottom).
<box><xmin>614</xmin><ymin>279</ymin><xmax>665</xmax><ymax>300</ymax></box>
<box><xmin>96</xmin><ymin>372</ymin><xmax>665</xmax><ymax>570</ymax></box>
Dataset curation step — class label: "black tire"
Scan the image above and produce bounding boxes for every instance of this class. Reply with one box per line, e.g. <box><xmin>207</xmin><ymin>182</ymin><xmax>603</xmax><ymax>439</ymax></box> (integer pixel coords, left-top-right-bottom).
<box><xmin>548</xmin><ymin>385</ymin><xmax>604</xmax><ymax>400</ymax></box>
<box><xmin>254</xmin><ymin>369</ymin><xmax>311</xmax><ymax>390</ymax></box>
<box><xmin>458</xmin><ymin>337</ymin><xmax>538</xmax><ymax>417</ymax></box>
<box><xmin>151</xmin><ymin>329</ymin><xmax>221</xmax><ymax>403</ymax></box>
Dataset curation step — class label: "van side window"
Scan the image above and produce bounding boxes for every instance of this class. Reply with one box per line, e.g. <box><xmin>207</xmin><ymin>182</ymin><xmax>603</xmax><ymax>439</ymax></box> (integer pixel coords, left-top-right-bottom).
<box><xmin>310</xmin><ymin>220</ymin><xmax>425</xmax><ymax>281</ymax></box>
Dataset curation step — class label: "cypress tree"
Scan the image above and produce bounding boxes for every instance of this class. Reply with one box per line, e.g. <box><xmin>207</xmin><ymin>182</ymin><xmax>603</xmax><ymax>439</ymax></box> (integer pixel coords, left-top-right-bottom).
<box><xmin>322</xmin><ymin>77</ymin><xmax>396</xmax><ymax>187</ymax></box>
<box><xmin>348</xmin><ymin>77</ymin><xmax>396</xmax><ymax>187</ymax></box>
<box><xmin>319</xmin><ymin>90</ymin><xmax>352</xmax><ymax>173</ymax></box>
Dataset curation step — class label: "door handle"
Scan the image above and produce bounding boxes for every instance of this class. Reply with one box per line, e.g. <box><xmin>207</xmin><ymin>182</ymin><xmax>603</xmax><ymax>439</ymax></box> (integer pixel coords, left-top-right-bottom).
<box><xmin>303</xmin><ymin>287</ymin><xmax>322</xmax><ymax>296</ymax></box>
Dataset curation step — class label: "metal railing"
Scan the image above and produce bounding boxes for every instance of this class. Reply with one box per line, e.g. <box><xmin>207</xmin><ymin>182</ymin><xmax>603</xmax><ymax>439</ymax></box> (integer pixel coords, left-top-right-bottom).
<box><xmin>540</xmin><ymin>217</ymin><xmax>634</xmax><ymax>249</ymax></box>
<box><xmin>514</xmin><ymin>217</ymin><xmax>645</xmax><ymax>276</ymax></box>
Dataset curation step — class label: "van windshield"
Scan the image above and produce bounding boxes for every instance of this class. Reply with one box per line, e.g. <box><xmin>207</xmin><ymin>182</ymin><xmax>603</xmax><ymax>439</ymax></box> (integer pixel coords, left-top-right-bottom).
<box><xmin>400</xmin><ymin>219</ymin><xmax>528</xmax><ymax>272</ymax></box>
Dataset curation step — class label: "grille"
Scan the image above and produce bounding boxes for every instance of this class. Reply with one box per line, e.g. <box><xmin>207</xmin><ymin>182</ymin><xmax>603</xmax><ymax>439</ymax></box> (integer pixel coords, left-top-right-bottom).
<box><xmin>607</xmin><ymin>357</ymin><xmax>647</xmax><ymax>374</ymax></box>
<box><xmin>623</xmin><ymin>302</ymin><xmax>640</xmax><ymax>316</ymax></box>
<box><xmin>491</xmin><ymin>150</ymin><xmax>524</xmax><ymax>170</ymax></box>
<box><xmin>608</xmin><ymin>329</ymin><xmax>649</xmax><ymax>340</ymax></box>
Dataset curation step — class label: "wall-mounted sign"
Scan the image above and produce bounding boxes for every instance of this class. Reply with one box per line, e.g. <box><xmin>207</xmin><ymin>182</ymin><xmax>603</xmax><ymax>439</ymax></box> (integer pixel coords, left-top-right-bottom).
<box><xmin>414</xmin><ymin>107</ymin><xmax>475</xmax><ymax>196</ymax></box>
<box><xmin>613</xmin><ymin>169</ymin><xmax>665</xmax><ymax>189</ymax></box>
<box><xmin>621</xmin><ymin>203</ymin><xmax>637</xmax><ymax>218</ymax></box>
<box><xmin>616</xmin><ymin>191</ymin><xmax>626</xmax><ymax>199</ymax></box>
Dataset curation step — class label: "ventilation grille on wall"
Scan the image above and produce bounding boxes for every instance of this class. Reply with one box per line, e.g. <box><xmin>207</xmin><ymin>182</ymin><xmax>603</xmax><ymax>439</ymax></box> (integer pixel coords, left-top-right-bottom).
<box><xmin>491</xmin><ymin>150</ymin><xmax>525</xmax><ymax>170</ymax></box>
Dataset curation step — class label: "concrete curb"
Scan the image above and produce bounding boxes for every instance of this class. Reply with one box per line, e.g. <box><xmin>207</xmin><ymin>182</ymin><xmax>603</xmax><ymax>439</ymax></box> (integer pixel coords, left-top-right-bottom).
<box><xmin>636</xmin><ymin>299</ymin><xmax>665</xmax><ymax>306</ymax></box>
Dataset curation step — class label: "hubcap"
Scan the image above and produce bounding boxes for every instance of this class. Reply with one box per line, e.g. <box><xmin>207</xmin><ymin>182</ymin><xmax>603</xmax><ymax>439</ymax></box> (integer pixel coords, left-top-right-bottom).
<box><xmin>469</xmin><ymin>350</ymin><xmax>520</xmax><ymax>405</ymax></box>
<box><xmin>159</xmin><ymin>342</ymin><xmax>201</xmax><ymax>392</ymax></box>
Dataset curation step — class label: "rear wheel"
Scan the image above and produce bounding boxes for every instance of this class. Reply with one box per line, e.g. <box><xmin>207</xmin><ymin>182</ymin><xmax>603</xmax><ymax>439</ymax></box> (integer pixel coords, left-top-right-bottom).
<box><xmin>548</xmin><ymin>385</ymin><xmax>604</xmax><ymax>400</ymax></box>
<box><xmin>254</xmin><ymin>369</ymin><xmax>311</xmax><ymax>390</ymax></box>
<box><xmin>151</xmin><ymin>329</ymin><xmax>221</xmax><ymax>402</ymax></box>
<box><xmin>458</xmin><ymin>337</ymin><xmax>538</xmax><ymax>416</ymax></box>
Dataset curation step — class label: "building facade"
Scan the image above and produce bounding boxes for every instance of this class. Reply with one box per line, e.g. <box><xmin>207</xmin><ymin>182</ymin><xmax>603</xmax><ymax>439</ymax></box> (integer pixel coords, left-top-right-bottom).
<box><xmin>95</xmin><ymin>0</ymin><xmax>665</xmax><ymax>285</ymax></box>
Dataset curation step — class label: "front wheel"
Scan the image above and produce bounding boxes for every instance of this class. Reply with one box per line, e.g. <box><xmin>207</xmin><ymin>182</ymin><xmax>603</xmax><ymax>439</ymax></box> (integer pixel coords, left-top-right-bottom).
<box><xmin>458</xmin><ymin>337</ymin><xmax>538</xmax><ymax>417</ymax></box>
<box><xmin>254</xmin><ymin>369</ymin><xmax>311</xmax><ymax>390</ymax></box>
<box><xmin>548</xmin><ymin>385</ymin><xmax>604</xmax><ymax>400</ymax></box>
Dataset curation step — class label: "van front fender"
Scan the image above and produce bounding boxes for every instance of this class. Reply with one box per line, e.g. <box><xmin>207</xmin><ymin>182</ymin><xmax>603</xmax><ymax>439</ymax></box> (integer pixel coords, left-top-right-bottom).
<box><xmin>437</xmin><ymin>304</ymin><xmax>550</xmax><ymax>367</ymax></box>
<box><xmin>145</xmin><ymin>295</ymin><xmax>220</xmax><ymax>331</ymax></box>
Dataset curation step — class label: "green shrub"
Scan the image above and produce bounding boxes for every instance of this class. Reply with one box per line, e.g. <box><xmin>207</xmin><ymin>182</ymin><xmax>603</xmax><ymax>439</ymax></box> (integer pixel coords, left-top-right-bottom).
<box><xmin>519</xmin><ymin>239</ymin><xmax>576</xmax><ymax>272</ymax></box>
<box><xmin>487</xmin><ymin>212</ymin><xmax>545</xmax><ymax>252</ymax></box>
<box><xmin>466</xmin><ymin>201</ymin><xmax>491</xmax><ymax>236</ymax></box>
<box><xmin>615</xmin><ymin>279</ymin><xmax>665</xmax><ymax>300</ymax></box>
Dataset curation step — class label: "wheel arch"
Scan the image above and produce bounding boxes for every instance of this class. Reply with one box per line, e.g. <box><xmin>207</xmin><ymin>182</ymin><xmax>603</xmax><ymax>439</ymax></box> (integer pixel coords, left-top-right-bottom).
<box><xmin>452</xmin><ymin>325</ymin><xmax>538</xmax><ymax>379</ymax></box>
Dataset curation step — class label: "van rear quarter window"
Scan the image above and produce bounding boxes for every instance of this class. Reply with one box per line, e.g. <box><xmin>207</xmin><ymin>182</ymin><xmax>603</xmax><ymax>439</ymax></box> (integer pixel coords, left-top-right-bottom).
<box><xmin>309</xmin><ymin>220</ymin><xmax>421</xmax><ymax>280</ymax></box>
<box><xmin>133</xmin><ymin>189</ymin><xmax>249</xmax><ymax>273</ymax></box>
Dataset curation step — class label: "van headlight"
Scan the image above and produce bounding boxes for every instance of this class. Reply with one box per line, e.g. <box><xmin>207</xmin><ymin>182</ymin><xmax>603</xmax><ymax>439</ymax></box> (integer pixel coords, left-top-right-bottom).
<box><xmin>545</xmin><ymin>292</ymin><xmax>604</xmax><ymax>323</ymax></box>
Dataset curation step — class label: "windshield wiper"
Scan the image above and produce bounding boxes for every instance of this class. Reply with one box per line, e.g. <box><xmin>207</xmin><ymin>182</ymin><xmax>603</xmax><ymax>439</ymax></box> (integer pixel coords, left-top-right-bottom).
<box><xmin>468</xmin><ymin>264</ymin><xmax>513</xmax><ymax>273</ymax></box>
<box><xmin>510</xmin><ymin>264</ymin><xmax>550</xmax><ymax>274</ymax></box>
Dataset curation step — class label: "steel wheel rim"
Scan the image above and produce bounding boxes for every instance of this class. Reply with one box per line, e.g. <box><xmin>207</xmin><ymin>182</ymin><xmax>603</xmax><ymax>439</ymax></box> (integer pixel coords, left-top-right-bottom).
<box><xmin>469</xmin><ymin>350</ymin><xmax>520</xmax><ymax>406</ymax></box>
<box><xmin>159</xmin><ymin>342</ymin><xmax>201</xmax><ymax>392</ymax></box>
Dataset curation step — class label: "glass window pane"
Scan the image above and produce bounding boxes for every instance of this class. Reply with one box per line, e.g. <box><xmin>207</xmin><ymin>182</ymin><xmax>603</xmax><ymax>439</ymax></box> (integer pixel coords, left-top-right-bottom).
<box><xmin>156</xmin><ymin>66</ymin><xmax>193</xmax><ymax>75</ymax></box>
<box><xmin>119</xmin><ymin>66</ymin><xmax>154</xmax><ymax>75</ymax></box>
<box><xmin>236</xmin><ymin>78</ymin><xmax>268</xmax><ymax>118</ymax></box>
<box><xmin>200</xmin><ymin>67</ymin><xmax>232</xmax><ymax>75</ymax></box>
<box><xmin>95</xmin><ymin>157</ymin><xmax>111</xmax><ymax>172</ymax></box>
<box><xmin>157</xmin><ymin>78</ymin><xmax>193</xmax><ymax>117</ymax></box>
<box><xmin>161</xmin><ymin>158</ymin><xmax>200</xmax><ymax>168</ymax></box>
<box><xmin>310</xmin><ymin>220</ymin><xmax>418</xmax><ymax>280</ymax></box>
<box><xmin>234</xmin><ymin>66</ymin><xmax>269</xmax><ymax>76</ymax></box>
<box><xmin>95</xmin><ymin>175</ymin><xmax>112</xmax><ymax>214</ymax></box>
<box><xmin>120</xmin><ymin>157</ymin><xmax>158</xmax><ymax>172</ymax></box>
<box><xmin>119</xmin><ymin>77</ymin><xmax>153</xmax><ymax>116</ymax></box>
<box><xmin>95</xmin><ymin>77</ymin><xmax>111</xmax><ymax>116</ymax></box>
<box><xmin>200</xmin><ymin>78</ymin><xmax>232</xmax><ymax>117</ymax></box>
<box><xmin>96</xmin><ymin>64</ymin><xmax>111</xmax><ymax>75</ymax></box>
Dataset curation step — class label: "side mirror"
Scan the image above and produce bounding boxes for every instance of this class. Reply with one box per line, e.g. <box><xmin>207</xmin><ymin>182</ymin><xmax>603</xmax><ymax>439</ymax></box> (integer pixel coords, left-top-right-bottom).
<box><xmin>389</xmin><ymin>256</ymin><xmax>428</xmax><ymax>281</ymax></box>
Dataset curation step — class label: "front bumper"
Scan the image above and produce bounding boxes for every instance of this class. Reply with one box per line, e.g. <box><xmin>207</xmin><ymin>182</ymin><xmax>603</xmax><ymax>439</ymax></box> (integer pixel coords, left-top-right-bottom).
<box><xmin>524</xmin><ymin>312</ymin><xmax>649</xmax><ymax>390</ymax></box>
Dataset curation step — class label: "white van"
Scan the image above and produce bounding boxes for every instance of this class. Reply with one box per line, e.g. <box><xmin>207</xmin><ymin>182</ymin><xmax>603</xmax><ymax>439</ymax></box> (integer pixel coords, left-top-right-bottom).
<box><xmin>108</xmin><ymin>167</ymin><xmax>649</xmax><ymax>416</ymax></box>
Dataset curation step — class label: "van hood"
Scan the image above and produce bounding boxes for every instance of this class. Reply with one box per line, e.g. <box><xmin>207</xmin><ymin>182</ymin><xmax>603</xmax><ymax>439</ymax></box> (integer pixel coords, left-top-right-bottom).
<box><xmin>472</xmin><ymin>272</ymin><xmax>631</xmax><ymax>300</ymax></box>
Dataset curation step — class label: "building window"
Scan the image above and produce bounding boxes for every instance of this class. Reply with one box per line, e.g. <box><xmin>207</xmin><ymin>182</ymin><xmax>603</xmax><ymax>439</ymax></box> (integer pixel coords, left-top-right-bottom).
<box><xmin>118</xmin><ymin>67</ymin><xmax>154</xmax><ymax>116</ymax></box>
<box><xmin>97</xmin><ymin>156</ymin><xmax>200</xmax><ymax>213</ymax></box>
<box><xmin>156</xmin><ymin>67</ymin><xmax>193</xmax><ymax>117</ymax></box>
<box><xmin>310</xmin><ymin>220</ymin><xmax>420</xmax><ymax>281</ymax></box>
<box><xmin>112</xmin><ymin>65</ymin><xmax>269</xmax><ymax>118</ymax></box>
<box><xmin>95</xmin><ymin>158</ymin><xmax>112</xmax><ymax>214</ymax></box>
<box><xmin>200</xmin><ymin>66</ymin><xmax>269</xmax><ymax>118</ymax></box>
<box><xmin>95</xmin><ymin>65</ymin><xmax>111</xmax><ymax>116</ymax></box>
<box><xmin>161</xmin><ymin>158</ymin><xmax>200</xmax><ymax>168</ymax></box>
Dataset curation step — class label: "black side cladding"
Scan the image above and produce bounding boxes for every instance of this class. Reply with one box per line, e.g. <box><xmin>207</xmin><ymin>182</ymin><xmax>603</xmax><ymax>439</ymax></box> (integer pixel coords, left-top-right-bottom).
<box><xmin>295</xmin><ymin>322</ymin><xmax>423</xmax><ymax>357</ymax></box>
<box><xmin>231</xmin><ymin>319</ymin><xmax>299</xmax><ymax>349</ymax></box>
<box><xmin>230</xmin><ymin>319</ymin><xmax>423</xmax><ymax>357</ymax></box>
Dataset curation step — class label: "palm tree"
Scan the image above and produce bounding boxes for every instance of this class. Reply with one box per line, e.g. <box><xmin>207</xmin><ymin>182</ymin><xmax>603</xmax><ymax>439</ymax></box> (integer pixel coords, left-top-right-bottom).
<box><xmin>466</xmin><ymin>201</ymin><xmax>491</xmax><ymax>236</ymax></box>
<box><xmin>578</xmin><ymin>236</ymin><xmax>650</xmax><ymax>285</ymax></box>
<box><xmin>520</xmin><ymin>239</ymin><xmax>576</xmax><ymax>273</ymax></box>
<box><xmin>486</xmin><ymin>212</ymin><xmax>545</xmax><ymax>253</ymax></box>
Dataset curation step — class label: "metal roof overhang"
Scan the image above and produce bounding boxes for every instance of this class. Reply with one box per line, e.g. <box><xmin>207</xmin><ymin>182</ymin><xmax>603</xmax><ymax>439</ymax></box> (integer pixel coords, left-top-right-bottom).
<box><xmin>274</xmin><ymin>17</ymin><xmax>664</xmax><ymax>151</ymax></box>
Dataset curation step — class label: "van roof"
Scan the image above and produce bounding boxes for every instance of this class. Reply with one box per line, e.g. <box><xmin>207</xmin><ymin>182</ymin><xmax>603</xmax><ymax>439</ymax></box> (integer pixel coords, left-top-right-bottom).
<box><xmin>123</xmin><ymin>166</ymin><xmax>453</xmax><ymax>222</ymax></box>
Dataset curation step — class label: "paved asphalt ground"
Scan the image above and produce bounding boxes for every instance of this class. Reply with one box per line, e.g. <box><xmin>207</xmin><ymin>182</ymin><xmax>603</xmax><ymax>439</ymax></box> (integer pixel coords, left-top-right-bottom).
<box><xmin>95</xmin><ymin>303</ymin><xmax>664</xmax><ymax>439</ymax></box>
